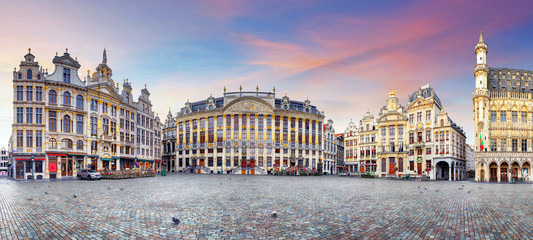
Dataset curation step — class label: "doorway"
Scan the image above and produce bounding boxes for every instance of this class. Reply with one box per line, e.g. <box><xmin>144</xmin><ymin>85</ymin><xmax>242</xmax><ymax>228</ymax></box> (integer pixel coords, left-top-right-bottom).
<box><xmin>16</xmin><ymin>162</ymin><xmax>24</xmax><ymax>179</ymax></box>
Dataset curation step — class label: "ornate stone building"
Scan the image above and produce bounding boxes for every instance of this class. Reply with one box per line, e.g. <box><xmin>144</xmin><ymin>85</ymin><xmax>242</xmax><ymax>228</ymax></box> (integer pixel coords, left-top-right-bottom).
<box><xmin>343</xmin><ymin>120</ymin><xmax>359</xmax><ymax>173</ymax></box>
<box><xmin>406</xmin><ymin>85</ymin><xmax>467</xmax><ymax>180</ymax></box>
<box><xmin>323</xmin><ymin>119</ymin><xmax>337</xmax><ymax>174</ymax></box>
<box><xmin>473</xmin><ymin>31</ymin><xmax>533</xmax><ymax>182</ymax></box>
<box><xmin>10</xmin><ymin>49</ymin><xmax>162</xmax><ymax>180</ymax></box>
<box><xmin>172</xmin><ymin>88</ymin><xmax>325</xmax><ymax>174</ymax></box>
<box><xmin>345</xmin><ymin>86</ymin><xmax>467</xmax><ymax>180</ymax></box>
<box><xmin>162</xmin><ymin>109</ymin><xmax>177</xmax><ymax>172</ymax></box>
<box><xmin>376</xmin><ymin>90</ymin><xmax>408</xmax><ymax>177</ymax></box>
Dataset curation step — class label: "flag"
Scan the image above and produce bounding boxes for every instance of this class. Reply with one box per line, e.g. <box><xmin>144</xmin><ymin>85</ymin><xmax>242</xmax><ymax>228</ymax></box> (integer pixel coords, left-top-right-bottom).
<box><xmin>479</xmin><ymin>133</ymin><xmax>484</xmax><ymax>151</ymax></box>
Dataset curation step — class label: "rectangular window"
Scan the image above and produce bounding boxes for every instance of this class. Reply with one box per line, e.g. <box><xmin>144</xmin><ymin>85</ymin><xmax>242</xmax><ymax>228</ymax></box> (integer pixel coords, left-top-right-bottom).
<box><xmin>90</xmin><ymin>117</ymin><xmax>97</xmax><ymax>136</ymax></box>
<box><xmin>26</xmin><ymin>130</ymin><xmax>33</xmax><ymax>147</ymax></box>
<box><xmin>49</xmin><ymin>111</ymin><xmax>57</xmax><ymax>132</ymax></box>
<box><xmin>398</xmin><ymin>125</ymin><xmax>403</xmax><ymax>135</ymax></box>
<box><xmin>17</xmin><ymin>130</ymin><xmax>23</xmax><ymax>147</ymax></box>
<box><xmin>417</xmin><ymin>112</ymin><xmax>422</xmax><ymax>122</ymax></box>
<box><xmin>17</xmin><ymin>86</ymin><xmax>23</xmax><ymax>101</ymax></box>
<box><xmin>36</xmin><ymin>86</ymin><xmax>42</xmax><ymax>101</ymax></box>
<box><xmin>512</xmin><ymin>111</ymin><xmax>518</xmax><ymax>123</ymax></box>
<box><xmin>389</xmin><ymin>125</ymin><xmax>395</xmax><ymax>135</ymax></box>
<box><xmin>26</xmin><ymin>107</ymin><xmax>33</xmax><ymax>123</ymax></box>
<box><xmin>26</xmin><ymin>86</ymin><xmax>33</xmax><ymax>101</ymax></box>
<box><xmin>91</xmin><ymin>100</ymin><xmax>98</xmax><ymax>112</ymax></box>
<box><xmin>76</xmin><ymin>115</ymin><xmax>83</xmax><ymax>134</ymax></box>
<box><xmin>409</xmin><ymin>114</ymin><xmax>414</xmax><ymax>124</ymax></box>
<box><xmin>409</xmin><ymin>132</ymin><xmax>414</xmax><ymax>144</ymax></box>
<box><xmin>490</xmin><ymin>111</ymin><xmax>497</xmax><ymax>122</ymax></box>
<box><xmin>521</xmin><ymin>112</ymin><xmax>527</xmax><ymax>123</ymax></box>
<box><xmin>17</xmin><ymin>107</ymin><xmax>23</xmax><ymax>123</ymax></box>
<box><xmin>426</xmin><ymin>110</ymin><xmax>431</xmax><ymax>121</ymax></box>
<box><xmin>426</xmin><ymin>147</ymin><xmax>431</xmax><ymax>154</ymax></box>
<box><xmin>512</xmin><ymin>139</ymin><xmax>518</xmax><ymax>152</ymax></box>
<box><xmin>36</xmin><ymin>130</ymin><xmax>42</xmax><ymax>148</ymax></box>
<box><xmin>35</xmin><ymin>108</ymin><xmax>42</xmax><ymax>124</ymax></box>
<box><xmin>500</xmin><ymin>139</ymin><xmax>507</xmax><ymax>151</ymax></box>
<box><xmin>426</xmin><ymin>130</ymin><xmax>431</xmax><ymax>142</ymax></box>
<box><xmin>490</xmin><ymin>139</ymin><xmax>497</xmax><ymax>151</ymax></box>
<box><xmin>500</xmin><ymin>111</ymin><xmax>506</xmax><ymax>123</ymax></box>
<box><xmin>381</xmin><ymin>159</ymin><xmax>386</xmax><ymax>173</ymax></box>
<box><xmin>521</xmin><ymin>139</ymin><xmax>527</xmax><ymax>152</ymax></box>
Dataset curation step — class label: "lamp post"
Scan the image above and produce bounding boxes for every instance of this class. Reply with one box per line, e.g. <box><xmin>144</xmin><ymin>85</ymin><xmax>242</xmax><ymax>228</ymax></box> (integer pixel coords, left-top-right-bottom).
<box><xmin>31</xmin><ymin>155</ymin><xmax>35</xmax><ymax>181</ymax></box>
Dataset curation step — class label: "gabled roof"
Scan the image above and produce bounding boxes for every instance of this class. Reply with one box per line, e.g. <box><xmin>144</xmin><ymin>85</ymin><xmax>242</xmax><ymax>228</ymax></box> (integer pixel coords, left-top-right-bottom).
<box><xmin>53</xmin><ymin>52</ymin><xmax>81</xmax><ymax>68</ymax></box>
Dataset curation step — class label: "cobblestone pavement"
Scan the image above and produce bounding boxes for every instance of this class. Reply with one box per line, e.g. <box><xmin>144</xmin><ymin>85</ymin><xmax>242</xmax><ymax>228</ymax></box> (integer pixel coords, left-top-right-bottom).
<box><xmin>1</xmin><ymin>174</ymin><xmax>532</xmax><ymax>240</ymax></box>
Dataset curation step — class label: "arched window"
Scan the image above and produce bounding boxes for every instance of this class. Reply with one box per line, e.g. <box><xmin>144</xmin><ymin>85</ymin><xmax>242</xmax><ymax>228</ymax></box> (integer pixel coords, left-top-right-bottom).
<box><xmin>440</xmin><ymin>119</ymin><xmax>444</xmax><ymax>127</ymax></box>
<box><xmin>63</xmin><ymin>92</ymin><xmax>71</xmax><ymax>105</ymax></box>
<box><xmin>366</xmin><ymin>124</ymin><xmax>369</xmax><ymax>131</ymax></box>
<box><xmin>18</xmin><ymin>74</ymin><xmax>22</xmax><ymax>79</ymax></box>
<box><xmin>49</xmin><ymin>138</ymin><xmax>57</xmax><ymax>149</ymax></box>
<box><xmin>62</xmin><ymin>139</ymin><xmax>73</xmax><ymax>149</ymax></box>
<box><xmin>77</xmin><ymin>140</ymin><xmax>84</xmax><ymax>150</ymax></box>
<box><xmin>27</xmin><ymin>70</ymin><xmax>32</xmax><ymax>79</ymax></box>
<box><xmin>76</xmin><ymin>95</ymin><xmax>84</xmax><ymax>108</ymax></box>
<box><xmin>63</xmin><ymin>115</ymin><xmax>71</xmax><ymax>133</ymax></box>
<box><xmin>49</xmin><ymin>90</ymin><xmax>57</xmax><ymax>104</ymax></box>
<box><xmin>37</xmin><ymin>75</ymin><xmax>41</xmax><ymax>80</ymax></box>
<box><xmin>63</xmin><ymin>68</ymin><xmax>71</xmax><ymax>83</ymax></box>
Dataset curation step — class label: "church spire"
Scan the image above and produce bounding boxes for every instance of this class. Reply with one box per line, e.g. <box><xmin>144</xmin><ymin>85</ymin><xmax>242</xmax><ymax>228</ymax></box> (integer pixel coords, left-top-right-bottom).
<box><xmin>103</xmin><ymin>48</ymin><xmax>107</xmax><ymax>64</ymax></box>
<box><xmin>478</xmin><ymin>29</ymin><xmax>484</xmax><ymax>43</ymax></box>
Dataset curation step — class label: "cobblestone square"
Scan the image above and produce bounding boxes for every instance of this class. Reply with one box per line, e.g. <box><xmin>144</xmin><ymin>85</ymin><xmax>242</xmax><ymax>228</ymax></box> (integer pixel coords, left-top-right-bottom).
<box><xmin>1</xmin><ymin>175</ymin><xmax>532</xmax><ymax>239</ymax></box>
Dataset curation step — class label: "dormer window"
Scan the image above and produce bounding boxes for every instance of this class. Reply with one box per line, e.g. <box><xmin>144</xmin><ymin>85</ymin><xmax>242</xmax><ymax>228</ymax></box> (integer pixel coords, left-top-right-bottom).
<box><xmin>37</xmin><ymin>75</ymin><xmax>41</xmax><ymax>80</ymax></box>
<box><xmin>27</xmin><ymin>70</ymin><xmax>32</xmax><ymax>80</ymax></box>
<box><xmin>63</xmin><ymin>68</ymin><xmax>71</xmax><ymax>83</ymax></box>
<box><xmin>18</xmin><ymin>74</ymin><xmax>21</xmax><ymax>79</ymax></box>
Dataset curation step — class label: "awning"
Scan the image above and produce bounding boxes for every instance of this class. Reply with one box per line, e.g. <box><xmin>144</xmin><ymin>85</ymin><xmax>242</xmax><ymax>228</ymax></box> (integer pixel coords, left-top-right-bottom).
<box><xmin>365</xmin><ymin>163</ymin><xmax>377</xmax><ymax>166</ymax></box>
<box><xmin>68</xmin><ymin>153</ymin><xmax>86</xmax><ymax>157</ymax></box>
<box><xmin>47</xmin><ymin>153</ymin><xmax>67</xmax><ymax>157</ymax></box>
<box><xmin>155</xmin><ymin>160</ymin><xmax>162</xmax><ymax>163</ymax></box>
<box><xmin>88</xmin><ymin>155</ymin><xmax>99</xmax><ymax>158</ymax></box>
<box><xmin>101</xmin><ymin>158</ymin><xmax>113</xmax><ymax>161</ymax></box>
<box><xmin>112</xmin><ymin>157</ymin><xmax>120</xmax><ymax>160</ymax></box>
<box><xmin>14</xmin><ymin>157</ymin><xmax>45</xmax><ymax>161</ymax></box>
<box><xmin>137</xmin><ymin>159</ymin><xmax>154</xmax><ymax>162</ymax></box>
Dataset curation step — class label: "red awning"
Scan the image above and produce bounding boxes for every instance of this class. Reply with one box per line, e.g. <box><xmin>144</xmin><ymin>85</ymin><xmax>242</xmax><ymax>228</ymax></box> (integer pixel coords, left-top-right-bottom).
<box><xmin>155</xmin><ymin>160</ymin><xmax>162</xmax><ymax>163</ymax></box>
<box><xmin>47</xmin><ymin>153</ymin><xmax>67</xmax><ymax>157</ymax></box>
<box><xmin>365</xmin><ymin>163</ymin><xmax>377</xmax><ymax>166</ymax></box>
<box><xmin>15</xmin><ymin>157</ymin><xmax>45</xmax><ymax>161</ymax></box>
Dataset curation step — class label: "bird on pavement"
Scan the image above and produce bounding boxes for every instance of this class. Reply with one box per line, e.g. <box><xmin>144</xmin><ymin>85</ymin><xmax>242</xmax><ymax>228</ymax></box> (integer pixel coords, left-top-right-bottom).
<box><xmin>120</xmin><ymin>188</ymin><xmax>124</xmax><ymax>191</ymax></box>
<box><xmin>108</xmin><ymin>187</ymin><xmax>111</xmax><ymax>190</ymax></box>
<box><xmin>44</xmin><ymin>192</ymin><xmax>48</xmax><ymax>195</ymax></box>
<box><xmin>73</xmin><ymin>194</ymin><xmax>77</xmax><ymax>198</ymax></box>
<box><xmin>271</xmin><ymin>211</ymin><xmax>278</xmax><ymax>218</ymax></box>
<box><xmin>458</xmin><ymin>188</ymin><xmax>463</xmax><ymax>190</ymax></box>
<box><xmin>172</xmin><ymin>217</ymin><xmax>180</xmax><ymax>225</ymax></box>
<box><xmin>418</xmin><ymin>186</ymin><xmax>420</xmax><ymax>189</ymax></box>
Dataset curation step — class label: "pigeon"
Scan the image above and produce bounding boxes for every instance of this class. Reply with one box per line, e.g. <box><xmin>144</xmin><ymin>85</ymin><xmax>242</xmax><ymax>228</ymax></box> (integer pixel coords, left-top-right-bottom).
<box><xmin>435</xmin><ymin>190</ymin><xmax>440</xmax><ymax>192</ymax></box>
<box><xmin>462</xmin><ymin>185</ymin><xmax>464</xmax><ymax>187</ymax></box>
<box><xmin>467</xmin><ymin>190</ymin><xmax>472</xmax><ymax>194</ymax></box>
<box><xmin>271</xmin><ymin>211</ymin><xmax>278</xmax><ymax>218</ymax></box>
<box><xmin>419</xmin><ymin>191</ymin><xmax>423</xmax><ymax>193</ymax></box>
<box><xmin>372</xmin><ymin>183</ymin><xmax>374</xmax><ymax>185</ymax></box>
<box><xmin>418</xmin><ymin>186</ymin><xmax>420</xmax><ymax>189</ymax></box>
<box><xmin>458</xmin><ymin>188</ymin><xmax>463</xmax><ymax>190</ymax></box>
<box><xmin>220</xmin><ymin>182</ymin><xmax>222</xmax><ymax>185</ymax></box>
<box><xmin>108</xmin><ymin>187</ymin><xmax>111</xmax><ymax>190</ymax></box>
<box><xmin>172</xmin><ymin>217</ymin><xmax>180</xmax><ymax>225</ymax></box>
<box><xmin>120</xmin><ymin>188</ymin><xmax>124</xmax><ymax>191</ymax></box>
<box><xmin>73</xmin><ymin>194</ymin><xmax>77</xmax><ymax>198</ymax></box>
<box><xmin>424</xmin><ymin>188</ymin><xmax>427</xmax><ymax>191</ymax></box>
<box><xmin>44</xmin><ymin>192</ymin><xmax>48</xmax><ymax>195</ymax></box>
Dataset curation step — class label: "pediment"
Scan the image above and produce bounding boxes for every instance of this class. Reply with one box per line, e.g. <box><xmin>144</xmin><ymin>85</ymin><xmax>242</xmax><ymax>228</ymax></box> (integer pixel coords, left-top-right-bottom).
<box><xmin>88</xmin><ymin>83</ymin><xmax>121</xmax><ymax>100</ymax></box>
<box><xmin>224</xmin><ymin>98</ymin><xmax>273</xmax><ymax>114</ymax></box>
<box><xmin>52</xmin><ymin>54</ymin><xmax>81</xmax><ymax>68</ymax></box>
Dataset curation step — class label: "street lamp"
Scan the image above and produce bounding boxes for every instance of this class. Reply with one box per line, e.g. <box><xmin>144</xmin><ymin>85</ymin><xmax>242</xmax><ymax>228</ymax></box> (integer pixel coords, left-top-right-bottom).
<box><xmin>31</xmin><ymin>155</ymin><xmax>35</xmax><ymax>181</ymax></box>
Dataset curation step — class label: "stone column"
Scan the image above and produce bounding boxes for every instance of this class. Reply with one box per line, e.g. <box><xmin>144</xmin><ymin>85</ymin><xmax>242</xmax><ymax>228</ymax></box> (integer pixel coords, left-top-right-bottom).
<box><xmin>497</xmin><ymin>164</ymin><xmax>501</xmax><ymax>182</ymax></box>
<box><xmin>448</xmin><ymin>163</ymin><xmax>452</xmax><ymax>181</ymax></box>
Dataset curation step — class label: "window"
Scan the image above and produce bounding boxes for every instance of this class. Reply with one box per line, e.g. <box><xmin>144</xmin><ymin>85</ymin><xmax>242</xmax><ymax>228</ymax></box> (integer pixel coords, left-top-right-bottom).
<box><xmin>389</xmin><ymin>126</ymin><xmax>395</xmax><ymax>135</ymax></box>
<box><xmin>398</xmin><ymin>125</ymin><xmax>403</xmax><ymax>135</ymax></box>
<box><xmin>49</xmin><ymin>90</ymin><xmax>57</xmax><ymax>104</ymax></box>
<box><xmin>77</xmin><ymin>140</ymin><xmax>84</xmax><ymax>150</ymax></box>
<box><xmin>90</xmin><ymin>100</ymin><xmax>97</xmax><ymax>111</ymax></box>
<box><xmin>426</xmin><ymin>130</ymin><xmax>431</xmax><ymax>142</ymax></box>
<box><xmin>103</xmin><ymin>118</ymin><xmax>109</xmax><ymax>135</ymax></box>
<box><xmin>36</xmin><ymin>86</ymin><xmax>42</xmax><ymax>101</ymax></box>
<box><xmin>36</xmin><ymin>130</ymin><xmax>42</xmax><ymax>148</ymax></box>
<box><xmin>426</xmin><ymin>147</ymin><xmax>432</xmax><ymax>154</ymax></box>
<box><xmin>49</xmin><ymin>111</ymin><xmax>57</xmax><ymax>131</ymax></box>
<box><xmin>417</xmin><ymin>132</ymin><xmax>423</xmax><ymax>142</ymax></box>
<box><xmin>512</xmin><ymin>111</ymin><xmax>518</xmax><ymax>123</ymax></box>
<box><xmin>63</xmin><ymin>92</ymin><xmax>71</xmax><ymax>105</ymax></box>
<box><xmin>76</xmin><ymin>95</ymin><xmax>83</xmax><ymax>108</ymax></box>
<box><xmin>18</xmin><ymin>74</ymin><xmax>21</xmax><ymax>79</ymax></box>
<box><xmin>26</xmin><ymin>107</ymin><xmax>33</xmax><ymax>123</ymax></box>
<box><xmin>62</xmin><ymin>139</ymin><xmax>73</xmax><ymax>149</ymax></box>
<box><xmin>17</xmin><ymin>86</ymin><xmax>23</xmax><ymax>101</ymax></box>
<box><xmin>26</xmin><ymin>130</ymin><xmax>33</xmax><ymax>147</ymax></box>
<box><xmin>76</xmin><ymin>114</ymin><xmax>83</xmax><ymax>134</ymax></box>
<box><xmin>26</xmin><ymin>86</ymin><xmax>33</xmax><ymax>101</ymax></box>
<box><xmin>409</xmin><ymin>114</ymin><xmax>414</xmax><ymax>123</ymax></box>
<box><xmin>500</xmin><ymin>139</ymin><xmax>507</xmax><ymax>151</ymax></box>
<box><xmin>16</xmin><ymin>130</ymin><xmax>23</xmax><ymax>147</ymax></box>
<box><xmin>409</xmin><ymin>132</ymin><xmax>414</xmax><ymax>144</ymax></box>
<box><xmin>426</xmin><ymin>160</ymin><xmax>431</xmax><ymax>170</ymax></box>
<box><xmin>417</xmin><ymin>112</ymin><xmax>422</xmax><ymax>122</ymax></box>
<box><xmin>417</xmin><ymin>148</ymin><xmax>422</xmax><ymax>155</ymax></box>
<box><xmin>490</xmin><ymin>111</ymin><xmax>497</xmax><ymax>122</ymax></box>
<box><xmin>90</xmin><ymin>117</ymin><xmax>97</xmax><ymax>136</ymax></box>
<box><xmin>27</xmin><ymin>69</ymin><xmax>32</xmax><ymax>80</ymax></box>
<box><xmin>512</xmin><ymin>139</ymin><xmax>518</xmax><ymax>152</ymax></box>
<box><xmin>102</xmin><ymin>102</ymin><xmax>108</xmax><ymax>113</ymax></box>
<box><xmin>490</xmin><ymin>139</ymin><xmax>497</xmax><ymax>151</ymax></box>
<box><xmin>49</xmin><ymin>138</ymin><xmax>57</xmax><ymax>149</ymax></box>
<box><xmin>37</xmin><ymin>74</ymin><xmax>41</xmax><ymax>80</ymax></box>
<box><xmin>63</xmin><ymin>68</ymin><xmax>71</xmax><ymax>83</ymax></box>
<box><xmin>63</xmin><ymin>115</ymin><xmax>71</xmax><ymax>133</ymax></box>
<box><xmin>521</xmin><ymin>112</ymin><xmax>527</xmax><ymax>123</ymax></box>
<box><xmin>17</xmin><ymin>107</ymin><xmax>23</xmax><ymax>123</ymax></box>
<box><xmin>426</xmin><ymin>111</ymin><xmax>431</xmax><ymax>121</ymax></box>
<box><xmin>381</xmin><ymin>158</ymin><xmax>386</xmax><ymax>172</ymax></box>
<box><xmin>35</xmin><ymin>108</ymin><xmax>43</xmax><ymax>124</ymax></box>
<box><xmin>522</xmin><ymin>139</ymin><xmax>527</xmax><ymax>152</ymax></box>
<box><xmin>500</xmin><ymin>111</ymin><xmax>506</xmax><ymax>123</ymax></box>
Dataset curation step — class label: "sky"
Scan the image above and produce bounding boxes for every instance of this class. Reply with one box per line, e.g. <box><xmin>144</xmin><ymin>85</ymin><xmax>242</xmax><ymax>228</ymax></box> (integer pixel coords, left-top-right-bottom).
<box><xmin>2</xmin><ymin>0</ymin><xmax>533</xmax><ymax>146</ymax></box>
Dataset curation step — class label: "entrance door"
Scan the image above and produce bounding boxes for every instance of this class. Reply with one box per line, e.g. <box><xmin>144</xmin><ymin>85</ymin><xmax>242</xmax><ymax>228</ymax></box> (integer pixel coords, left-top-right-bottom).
<box><xmin>417</xmin><ymin>163</ymin><xmax>422</xmax><ymax>175</ymax></box>
<box><xmin>16</xmin><ymin>162</ymin><xmax>24</xmax><ymax>179</ymax></box>
<box><xmin>199</xmin><ymin>159</ymin><xmax>204</xmax><ymax>174</ymax></box>
<box><xmin>501</xmin><ymin>168</ymin><xmax>508</xmax><ymax>182</ymax></box>
<box><xmin>250</xmin><ymin>159</ymin><xmax>255</xmax><ymax>175</ymax></box>
<box><xmin>61</xmin><ymin>159</ymin><xmax>67</xmax><ymax>176</ymax></box>
<box><xmin>67</xmin><ymin>159</ymin><xmax>73</xmax><ymax>176</ymax></box>
<box><xmin>241</xmin><ymin>159</ymin><xmax>247</xmax><ymax>175</ymax></box>
<box><xmin>389</xmin><ymin>162</ymin><xmax>395</xmax><ymax>175</ymax></box>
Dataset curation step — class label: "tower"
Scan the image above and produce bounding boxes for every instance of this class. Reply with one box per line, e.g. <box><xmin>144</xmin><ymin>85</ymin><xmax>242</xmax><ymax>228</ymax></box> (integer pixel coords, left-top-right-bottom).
<box><xmin>473</xmin><ymin>29</ymin><xmax>490</xmax><ymax>155</ymax></box>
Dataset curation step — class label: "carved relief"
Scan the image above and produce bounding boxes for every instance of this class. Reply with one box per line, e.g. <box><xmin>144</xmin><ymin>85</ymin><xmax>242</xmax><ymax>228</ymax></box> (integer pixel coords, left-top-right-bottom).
<box><xmin>225</xmin><ymin>100</ymin><xmax>272</xmax><ymax>114</ymax></box>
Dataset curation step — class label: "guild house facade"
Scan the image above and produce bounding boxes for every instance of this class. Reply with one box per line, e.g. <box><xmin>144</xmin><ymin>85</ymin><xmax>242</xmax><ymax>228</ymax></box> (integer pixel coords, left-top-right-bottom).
<box><xmin>172</xmin><ymin>88</ymin><xmax>325</xmax><ymax>174</ymax></box>
<box><xmin>10</xmin><ymin>49</ymin><xmax>161</xmax><ymax>180</ymax></box>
